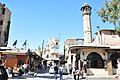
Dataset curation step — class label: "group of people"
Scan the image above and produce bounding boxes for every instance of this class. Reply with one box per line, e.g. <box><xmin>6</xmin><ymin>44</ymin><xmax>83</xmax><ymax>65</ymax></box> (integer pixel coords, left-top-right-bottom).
<box><xmin>70</xmin><ymin>59</ymin><xmax>87</xmax><ymax>80</ymax></box>
<box><xmin>1</xmin><ymin>58</ymin><xmax>120</xmax><ymax>80</ymax></box>
<box><xmin>54</xmin><ymin>64</ymin><xmax>64</xmax><ymax>80</ymax></box>
<box><xmin>7</xmin><ymin>62</ymin><xmax>28</xmax><ymax>77</ymax></box>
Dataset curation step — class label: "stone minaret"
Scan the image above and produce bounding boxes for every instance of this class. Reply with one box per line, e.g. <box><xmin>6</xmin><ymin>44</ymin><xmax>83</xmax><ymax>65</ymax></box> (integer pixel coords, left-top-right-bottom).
<box><xmin>81</xmin><ymin>3</ymin><xmax>92</xmax><ymax>44</ymax></box>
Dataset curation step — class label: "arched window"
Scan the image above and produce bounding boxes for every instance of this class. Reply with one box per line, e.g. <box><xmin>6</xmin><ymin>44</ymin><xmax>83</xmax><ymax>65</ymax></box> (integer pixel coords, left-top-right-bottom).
<box><xmin>87</xmin><ymin>52</ymin><xmax>104</xmax><ymax>68</ymax></box>
<box><xmin>109</xmin><ymin>53</ymin><xmax>120</xmax><ymax>68</ymax></box>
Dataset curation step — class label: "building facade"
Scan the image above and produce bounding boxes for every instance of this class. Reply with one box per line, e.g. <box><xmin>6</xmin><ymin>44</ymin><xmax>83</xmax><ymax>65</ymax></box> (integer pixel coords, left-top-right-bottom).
<box><xmin>34</xmin><ymin>38</ymin><xmax>60</xmax><ymax>67</ymax></box>
<box><xmin>64</xmin><ymin>3</ymin><xmax>120</xmax><ymax>75</ymax></box>
<box><xmin>0</xmin><ymin>3</ymin><xmax>11</xmax><ymax>47</ymax></box>
<box><xmin>0</xmin><ymin>47</ymin><xmax>29</xmax><ymax>69</ymax></box>
<box><xmin>45</xmin><ymin>38</ymin><xmax>60</xmax><ymax>66</ymax></box>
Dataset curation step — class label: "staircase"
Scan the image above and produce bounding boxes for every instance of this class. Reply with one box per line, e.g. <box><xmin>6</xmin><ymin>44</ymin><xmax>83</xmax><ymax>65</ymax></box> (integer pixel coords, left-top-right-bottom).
<box><xmin>87</xmin><ymin>68</ymin><xmax>109</xmax><ymax>76</ymax></box>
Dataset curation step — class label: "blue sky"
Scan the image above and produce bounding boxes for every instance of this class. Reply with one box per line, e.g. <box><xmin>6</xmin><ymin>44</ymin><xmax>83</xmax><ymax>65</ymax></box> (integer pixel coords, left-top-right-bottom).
<box><xmin>1</xmin><ymin>0</ymin><xmax>114</xmax><ymax>52</ymax></box>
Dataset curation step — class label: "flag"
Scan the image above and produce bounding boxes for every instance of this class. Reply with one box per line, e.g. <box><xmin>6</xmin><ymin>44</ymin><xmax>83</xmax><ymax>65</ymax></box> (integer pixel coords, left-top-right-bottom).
<box><xmin>22</xmin><ymin>40</ymin><xmax>27</xmax><ymax>47</ymax></box>
<box><xmin>13</xmin><ymin>40</ymin><xmax>17</xmax><ymax>46</ymax></box>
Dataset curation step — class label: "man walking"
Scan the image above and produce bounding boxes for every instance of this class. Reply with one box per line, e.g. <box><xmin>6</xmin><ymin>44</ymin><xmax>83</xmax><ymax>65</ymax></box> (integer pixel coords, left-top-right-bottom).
<box><xmin>23</xmin><ymin>62</ymin><xmax>28</xmax><ymax>76</ymax></box>
<box><xmin>69</xmin><ymin>64</ymin><xmax>72</xmax><ymax>75</ymax></box>
<box><xmin>0</xmin><ymin>59</ymin><xmax>8</xmax><ymax>80</ymax></box>
<box><xmin>54</xmin><ymin>64</ymin><xmax>58</xmax><ymax>80</ymax></box>
<box><xmin>59</xmin><ymin>65</ymin><xmax>63</xmax><ymax>80</ymax></box>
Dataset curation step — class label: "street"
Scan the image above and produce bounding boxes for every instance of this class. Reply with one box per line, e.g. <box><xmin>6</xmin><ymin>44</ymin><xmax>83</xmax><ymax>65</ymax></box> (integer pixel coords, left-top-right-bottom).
<box><xmin>8</xmin><ymin>69</ymin><xmax>118</xmax><ymax>80</ymax></box>
<box><xmin>8</xmin><ymin>73</ymin><xmax>118</xmax><ymax>80</ymax></box>
<box><xmin>8</xmin><ymin>73</ymin><xmax>72</xmax><ymax>80</ymax></box>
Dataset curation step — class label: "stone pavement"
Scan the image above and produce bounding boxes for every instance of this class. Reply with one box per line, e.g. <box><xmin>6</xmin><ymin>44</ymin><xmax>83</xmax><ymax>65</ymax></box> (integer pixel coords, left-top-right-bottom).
<box><xmin>8</xmin><ymin>74</ymin><xmax>119</xmax><ymax>80</ymax></box>
<box><xmin>84</xmin><ymin>74</ymin><xmax>119</xmax><ymax>80</ymax></box>
<box><xmin>8</xmin><ymin>68</ymin><xmax>119</xmax><ymax>80</ymax></box>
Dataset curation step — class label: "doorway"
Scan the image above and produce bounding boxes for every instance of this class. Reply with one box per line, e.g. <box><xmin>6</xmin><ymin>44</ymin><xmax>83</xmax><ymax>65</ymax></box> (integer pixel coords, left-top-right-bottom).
<box><xmin>86</xmin><ymin>52</ymin><xmax>104</xmax><ymax>68</ymax></box>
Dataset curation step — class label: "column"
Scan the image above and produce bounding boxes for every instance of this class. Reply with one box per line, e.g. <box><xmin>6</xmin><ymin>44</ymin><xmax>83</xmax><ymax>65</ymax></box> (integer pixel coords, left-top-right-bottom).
<box><xmin>68</xmin><ymin>50</ymin><xmax>71</xmax><ymax>65</ymax></box>
<box><xmin>78</xmin><ymin>55</ymin><xmax>81</xmax><ymax>70</ymax></box>
<box><xmin>67</xmin><ymin>50</ymin><xmax>71</xmax><ymax>74</ymax></box>
<box><xmin>72</xmin><ymin>54</ymin><xmax>76</xmax><ymax>68</ymax></box>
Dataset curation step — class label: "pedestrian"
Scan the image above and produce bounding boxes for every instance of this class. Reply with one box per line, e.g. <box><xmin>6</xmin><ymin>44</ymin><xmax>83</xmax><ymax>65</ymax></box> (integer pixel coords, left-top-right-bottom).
<box><xmin>76</xmin><ymin>68</ymin><xmax>81</xmax><ymax>80</ymax></box>
<box><xmin>0</xmin><ymin>59</ymin><xmax>8</xmax><ymax>80</ymax></box>
<box><xmin>8</xmin><ymin>67</ymin><xmax>11</xmax><ymax>77</ymax></box>
<box><xmin>69</xmin><ymin>64</ymin><xmax>72</xmax><ymax>75</ymax></box>
<box><xmin>18</xmin><ymin>65</ymin><xmax>22</xmax><ymax>76</ymax></box>
<box><xmin>83</xmin><ymin>61</ymin><xmax>87</xmax><ymax>76</ymax></box>
<box><xmin>73</xmin><ymin>66</ymin><xmax>77</xmax><ymax>80</ymax></box>
<box><xmin>59</xmin><ymin>66</ymin><xmax>63</xmax><ymax>80</ymax></box>
<box><xmin>80</xmin><ymin>59</ymin><xmax>83</xmax><ymax>71</ymax></box>
<box><xmin>54</xmin><ymin>64</ymin><xmax>58</xmax><ymax>80</ymax></box>
<box><xmin>23</xmin><ymin>62</ymin><xmax>28</xmax><ymax>75</ymax></box>
<box><xmin>80</xmin><ymin>59</ymin><xmax>84</xmax><ymax>78</ymax></box>
<box><xmin>116</xmin><ymin>58</ymin><xmax>120</xmax><ymax>79</ymax></box>
<box><xmin>11</xmin><ymin>67</ymin><xmax>14</xmax><ymax>77</ymax></box>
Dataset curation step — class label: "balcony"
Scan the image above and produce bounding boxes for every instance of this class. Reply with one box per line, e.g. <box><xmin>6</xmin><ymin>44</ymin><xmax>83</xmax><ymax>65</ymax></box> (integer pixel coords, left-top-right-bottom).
<box><xmin>50</xmin><ymin>49</ymin><xmax>59</xmax><ymax>54</ymax></box>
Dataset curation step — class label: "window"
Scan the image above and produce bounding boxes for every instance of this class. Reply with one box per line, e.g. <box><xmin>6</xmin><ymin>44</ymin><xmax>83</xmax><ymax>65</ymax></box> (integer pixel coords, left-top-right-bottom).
<box><xmin>47</xmin><ymin>55</ymin><xmax>49</xmax><ymax>58</ymax></box>
<box><xmin>2</xmin><ymin>8</ymin><xmax>5</xmax><ymax>15</ymax></box>
<box><xmin>56</xmin><ymin>42</ymin><xmax>58</xmax><ymax>45</ymax></box>
<box><xmin>0</xmin><ymin>21</ymin><xmax>3</xmax><ymax>25</ymax></box>
<box><xmin>56</xmin><ymin>55</ymin><xmax>58</xmax><ymax>58</ymax></box>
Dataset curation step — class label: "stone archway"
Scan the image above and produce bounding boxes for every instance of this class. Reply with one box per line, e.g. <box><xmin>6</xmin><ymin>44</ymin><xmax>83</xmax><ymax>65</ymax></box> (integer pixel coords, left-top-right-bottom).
<box><xmin>86</xmin><ymin>52</ymin><xmax>104</xmax><ymax>68</ymax></box>
<box><xmin>109</xmin><ymin>53</ymin><xmax>120</xmax><ymax>68</ymax></box>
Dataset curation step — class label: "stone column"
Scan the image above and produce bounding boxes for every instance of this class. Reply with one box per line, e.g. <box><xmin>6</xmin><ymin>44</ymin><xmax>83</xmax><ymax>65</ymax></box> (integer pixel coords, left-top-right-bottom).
<box><xmin>67</xmin><ymin>50</ymin><xmax>71</xmax><ymax>74</ymax></box>
<box><xmin>72</xmin><ymin>54</ymin><xmax>76</xmax><ymax>68</ymax></box>
<box><xmin>68</xmin><ymin>50</ymin><xmax>71</xmax><ymax>65</ymax></box>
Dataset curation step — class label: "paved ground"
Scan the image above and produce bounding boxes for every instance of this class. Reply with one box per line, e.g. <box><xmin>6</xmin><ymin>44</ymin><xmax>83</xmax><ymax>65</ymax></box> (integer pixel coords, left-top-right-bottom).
<box><xmin>8</xmin><ymin>69</ymin><xmax>119</xmax><ymax>80</ymax></box>
<box><xmin>8</xmin><ymin>74</ymin><xmax>119</xmax><ymax>80</ymax></box>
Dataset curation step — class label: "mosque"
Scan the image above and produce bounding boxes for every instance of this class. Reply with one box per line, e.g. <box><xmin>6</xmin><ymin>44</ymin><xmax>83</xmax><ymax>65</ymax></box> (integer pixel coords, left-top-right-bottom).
<box><xmin>64</xmin><ymin>3</ymin><xmax>120</xmax><ymax>75</ymax></box>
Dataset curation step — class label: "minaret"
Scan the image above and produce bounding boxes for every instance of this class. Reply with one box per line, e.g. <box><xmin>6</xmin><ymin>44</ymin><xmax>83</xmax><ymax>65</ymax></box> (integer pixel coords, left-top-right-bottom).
<box><xmin>81</xmin><ymin>3</ymin><xmax>92</xmax><ymax>44</ymax></box>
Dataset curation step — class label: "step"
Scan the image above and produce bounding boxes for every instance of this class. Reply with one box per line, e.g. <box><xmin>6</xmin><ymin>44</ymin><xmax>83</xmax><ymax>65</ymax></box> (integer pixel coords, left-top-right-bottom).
<box><xmin>87</xmin><ymin>68</ymin><xmax>108</xmax><ymax>75</ymax></box>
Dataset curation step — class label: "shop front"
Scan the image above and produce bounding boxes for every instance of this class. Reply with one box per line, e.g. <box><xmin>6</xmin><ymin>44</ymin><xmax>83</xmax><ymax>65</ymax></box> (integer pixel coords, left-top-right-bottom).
<box><xmin>0</xmin><ymin>51</ymin><xmax>28</xmax><ymax>69</ymax></box>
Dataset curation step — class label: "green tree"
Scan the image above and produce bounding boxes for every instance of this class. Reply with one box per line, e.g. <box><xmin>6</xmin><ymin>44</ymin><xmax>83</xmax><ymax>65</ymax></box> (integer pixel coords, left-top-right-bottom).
<box><xmin>98</xmin><ymin>0</ymin><xmax>120</xmax><ymax>35</ymax></box>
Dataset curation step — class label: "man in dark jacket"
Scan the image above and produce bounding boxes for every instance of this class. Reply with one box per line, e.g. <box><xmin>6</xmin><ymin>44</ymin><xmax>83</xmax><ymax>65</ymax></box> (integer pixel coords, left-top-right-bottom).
<box><xmin>0</xmin><ymin>59</ymin><xmax>8</xmax><ymax>80</ymax></box>
<box><xmin>54</xmin><ymin>64</ymin><xmax>58</xmax><ymax>80</ymax></box>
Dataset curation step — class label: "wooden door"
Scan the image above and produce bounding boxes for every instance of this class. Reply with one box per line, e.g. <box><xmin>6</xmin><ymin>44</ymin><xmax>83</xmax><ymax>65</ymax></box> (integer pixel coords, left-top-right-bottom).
<box><xmin>6</xmin><ymin>58</ymin><xmax>18</xmax><ymax>68</ymax></box>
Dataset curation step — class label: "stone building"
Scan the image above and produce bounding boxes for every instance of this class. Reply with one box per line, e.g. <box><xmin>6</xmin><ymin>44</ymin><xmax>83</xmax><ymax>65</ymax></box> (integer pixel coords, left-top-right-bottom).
<box><xmin>34</xmin><ymin>38</ymin><xmax>60</xmax><ymax>67</ymax></box>
<box><xmin>45</xmin><ymin>38</ymin><xmax>60</xmax><ymax>66</ymax></box>
<box><xmin>64</xmin><ymin>3</ymin><xmax>120</xmax><ymax>75</ymax></box>
<box><xmin>0</xmin><ymin>3</ymin><xmax>11</xmax><ymax>47</ymax></box>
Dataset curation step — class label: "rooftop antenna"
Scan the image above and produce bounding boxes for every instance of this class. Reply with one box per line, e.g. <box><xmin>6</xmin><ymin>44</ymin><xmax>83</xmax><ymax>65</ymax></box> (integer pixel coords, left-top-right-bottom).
<box><xmin>41</xmin><ymin>40</ymin><xmax>44</xmax><ymax>57</ymax></box>
<box><xmin>59</xmin><ymin>33</ymin><xmax>61</xmax><ymax>42</ymax></box>
<box><xmin>97</xmin><ymin>25</ymin><xmax>101</xmax><ymax>45</ymax></box>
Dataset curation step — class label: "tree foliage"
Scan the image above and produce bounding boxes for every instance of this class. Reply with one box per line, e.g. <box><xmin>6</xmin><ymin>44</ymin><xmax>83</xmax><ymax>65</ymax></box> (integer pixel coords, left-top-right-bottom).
<box><xmin>98</xmin><ymin>0</ymin><xmax>120</xmax><ymax>34</ymax></box>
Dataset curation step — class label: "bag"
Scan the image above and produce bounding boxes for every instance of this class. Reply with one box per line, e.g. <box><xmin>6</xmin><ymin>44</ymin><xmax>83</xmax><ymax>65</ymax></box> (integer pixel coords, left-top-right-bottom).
<box><xmin>76</xmin><ymin>69</ymin><xmax>80</xmax><ymax>75</ymax></box>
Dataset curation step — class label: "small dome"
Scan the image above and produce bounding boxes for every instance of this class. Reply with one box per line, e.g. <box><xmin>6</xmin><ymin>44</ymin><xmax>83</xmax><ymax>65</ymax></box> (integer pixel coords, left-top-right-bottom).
<box><xmin>84</xmin><ymin>3</ymin><xmax>89</xmax><ymax>6</ymax></box>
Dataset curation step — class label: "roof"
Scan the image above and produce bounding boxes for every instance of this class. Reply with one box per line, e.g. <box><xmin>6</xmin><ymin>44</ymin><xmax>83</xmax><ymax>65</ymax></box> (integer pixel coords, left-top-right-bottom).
<box><xmin>69</xmin><ymin>44</ymin><xmax>110</xmax><ymax>50</ymax></box>
<box><xmin>0</xmin><ymin>47</ymin><xmax>11</xmax><ymax>50</ymax></box>
<box><xmin>69</xmin><ymin>44</ymin><xmax>120</xmax><ymax>50</ymax></box>
<box><xmin>0</xmin><ymin>47</ymin><xmax>29</xmax><ymax>55</ymax></box>
<box><xmin>0</xmin><ymin>51</ymin><xmax>27</xmax><ymax>55</ymax></box>
<box><xmin>95</xmin><ymin>29</ymin><xmax>115</xmax><ymax>34</ymax></box>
